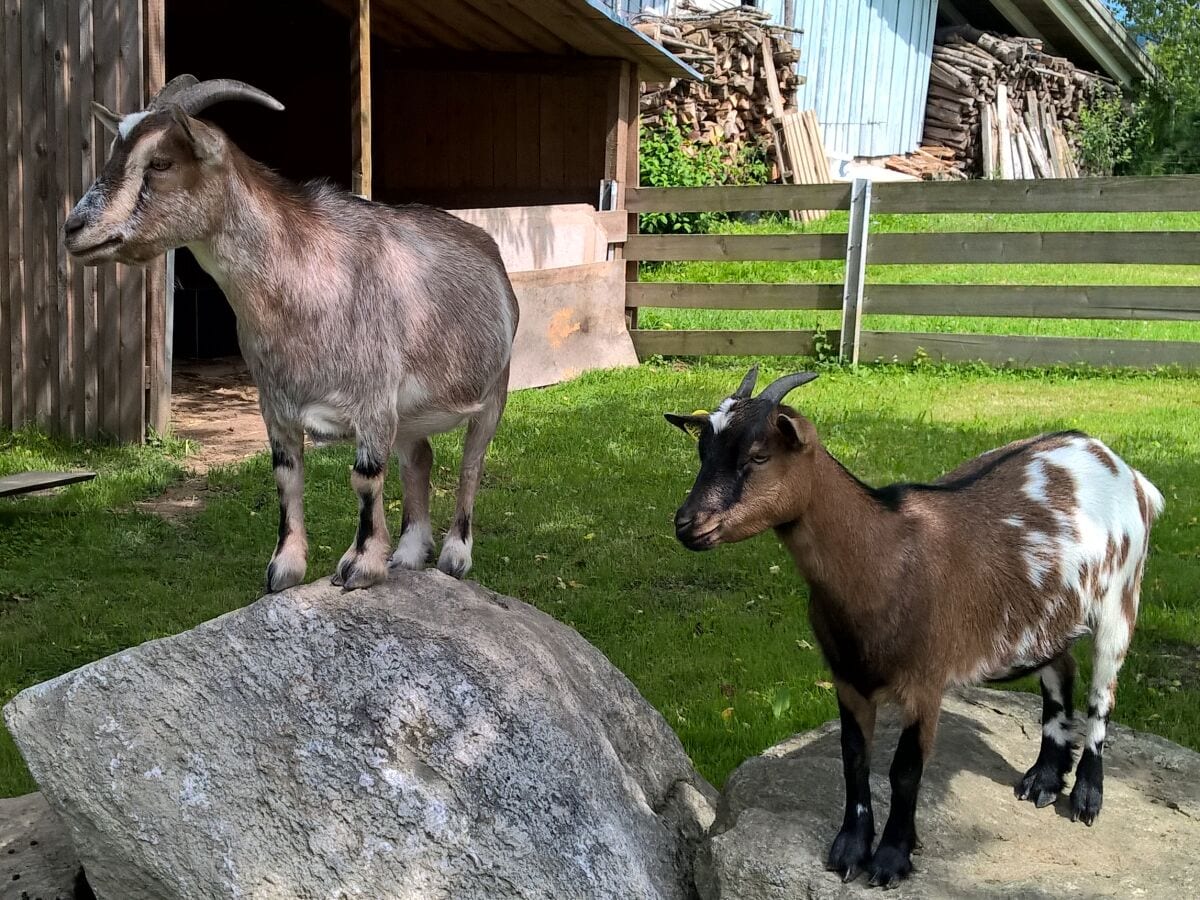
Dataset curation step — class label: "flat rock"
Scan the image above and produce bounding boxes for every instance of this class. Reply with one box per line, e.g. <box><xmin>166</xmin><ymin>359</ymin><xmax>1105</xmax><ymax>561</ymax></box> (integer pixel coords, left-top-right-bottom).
<box><xmin>697</xmin><ymin>687</ymin><xmax>1200</xmax><ymax>899</ymax></box>
<box><xmin>0</xmin><ymin>792</ymin><xmax>84</xmax><ymax>900</ymax></box>
<box><xmin>4</xmin><ymin>571</ymin><xmax>715</xmax><ymax>900</ymax></box>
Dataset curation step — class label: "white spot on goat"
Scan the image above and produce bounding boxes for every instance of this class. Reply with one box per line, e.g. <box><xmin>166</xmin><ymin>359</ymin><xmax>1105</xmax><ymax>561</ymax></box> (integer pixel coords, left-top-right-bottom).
<box><xmin>118</xmin><ymin>110</ymin><xmax>150</xmax><ymax>139</ymax></box>
<box><xmin>709</xmin><ymin>398</ymin><xmax>738</xmax><ymax>434</ymax></box>
<box><xmin>1043</xmin><ymin>715</ymin><xmax>1072</xmax><ymax>747</ymax></box>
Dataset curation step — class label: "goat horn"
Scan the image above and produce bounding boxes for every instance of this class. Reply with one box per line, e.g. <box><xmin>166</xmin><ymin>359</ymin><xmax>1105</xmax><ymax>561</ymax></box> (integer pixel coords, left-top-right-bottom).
<box><xmin>149</xmin><ymin>74</ymin><xmax>200</xmax><ymax>109</ymax></box>
<box><xmin>757</xmin><ymin>371</ymin><xmax>819</xmax><ymax>405</ymax></box>
<box><xmin>733</xmin><ymin>365</ymin><xmax>759</xmax><ymax>399</ymax></box>
<box><xmin>169</xmin><ymin>78</ymin><xmax>285</xmax><ymax>116</ymax></box>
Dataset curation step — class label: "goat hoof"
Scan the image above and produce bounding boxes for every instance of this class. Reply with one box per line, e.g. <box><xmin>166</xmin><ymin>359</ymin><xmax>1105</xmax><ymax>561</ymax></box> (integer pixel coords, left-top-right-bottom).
<box><xmin>866</xmin><ymin>843</ymin><xmax>912</xmax><ymax>889</ymax></box>
<box><xmin>390</xmin><ymin>530</ymin><xmax>434</xmax><ymax>570</ymax></box>
<box><xmin>436</xmin><ymin>537</ymin><xmax>473</xmax><ymax>579</ymax></box>
<box><xmin>1069</xmin><ymin>779</ymin><xmax>1103</xmax><ymax>826</ymax></box>
<box><xmin>827</xmin><ymin>824</ymin><xmax>873</xmax><ymax>883</ymax></box>
<box><xmin>334</xmin><ymin>552</ymin><xmax>388</xmax><ymax>591</ymax></box>
<box><xmin>266</xmin><ymin>552</ymin><xmax>306</xmax><ymax>593</ymax></box>
<box><xmin>1016</xmin><ymin>762</ymin><xmax>1066</xmax><ymax>808</ymax></box>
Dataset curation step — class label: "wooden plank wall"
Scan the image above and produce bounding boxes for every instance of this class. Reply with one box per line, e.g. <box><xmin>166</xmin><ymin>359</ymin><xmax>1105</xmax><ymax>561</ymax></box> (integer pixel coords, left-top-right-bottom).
<box><xmin>1</xmin><ymin>0</ymin><xmax>159</xmax><ymax>441</ymax></box>
<box><xmin>375</xmin><ymin>53</ymin><xmax>619</xmax><ymax>209</ymax></box>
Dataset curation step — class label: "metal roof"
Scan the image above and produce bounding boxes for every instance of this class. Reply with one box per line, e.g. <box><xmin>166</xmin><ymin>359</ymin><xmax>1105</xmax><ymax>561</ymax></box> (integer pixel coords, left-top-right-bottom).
<box><xmin>357</xmin><ymin>0</ymin><xmax>698</xmax><ymax>81</ymax></box>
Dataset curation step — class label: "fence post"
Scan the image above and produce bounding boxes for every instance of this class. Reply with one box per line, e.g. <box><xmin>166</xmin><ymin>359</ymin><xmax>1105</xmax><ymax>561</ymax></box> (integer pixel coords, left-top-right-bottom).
<box><xmin>839</xmin><ymin>177</ymin><xmax>872</xmax><ymax>365</ymax></box>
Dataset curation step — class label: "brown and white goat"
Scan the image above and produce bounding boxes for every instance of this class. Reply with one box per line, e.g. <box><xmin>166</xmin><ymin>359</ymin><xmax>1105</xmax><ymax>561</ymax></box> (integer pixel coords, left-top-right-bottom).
<box><xmin>64</xmin><ymin>76</ymin><xmax>518</xmax><ymax>590</ymax></box>
<box><xmin>666</xmin><ymin>368</ymin><xmax>1163</xmax><ymax>888</ymax></box>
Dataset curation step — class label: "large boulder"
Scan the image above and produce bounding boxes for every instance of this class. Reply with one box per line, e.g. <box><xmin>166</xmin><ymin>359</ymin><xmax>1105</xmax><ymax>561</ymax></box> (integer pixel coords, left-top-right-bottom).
<box><xmin>697</xmin><ymin>688</ymin><xmax>1200</xmax><ymax>899</ymax></box>
<box><xmin>4</xmin><ymin>571</ymin><xmax>716</xmax><ymax>900</ymax></box>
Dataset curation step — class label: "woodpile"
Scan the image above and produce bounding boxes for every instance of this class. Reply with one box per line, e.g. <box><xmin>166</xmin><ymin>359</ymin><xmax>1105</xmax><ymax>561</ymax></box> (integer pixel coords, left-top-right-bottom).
<box><xmin>633</xmin><ymin>6</ymin><xmax>802</xmax><ymax>174</ymax></box>
<box><xmin>886</xmin><ymin>25</ymin><xmax>1118</xmax><ymax>180</ymax></box>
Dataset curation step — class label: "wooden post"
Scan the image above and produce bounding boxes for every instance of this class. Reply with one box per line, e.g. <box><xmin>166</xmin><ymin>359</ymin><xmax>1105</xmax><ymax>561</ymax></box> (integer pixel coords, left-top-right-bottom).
<box><xmin>351</xmin><ymin>0</ymin><xmax>371</xmax><ymax>198</ymax></box>
<box><xmin>622</xmin><ymin>64</ymin><xmax>639</xmax><ymax>331</ymax></box>
<box><xmin>144</xmin><ymin>0</ymin><xmax>170</xmax><ymax>435</ymax></box>
<box><xmin>839</xmin><ymin>177</ymin><xmax>871</xmax><ymax>365</ymax></box>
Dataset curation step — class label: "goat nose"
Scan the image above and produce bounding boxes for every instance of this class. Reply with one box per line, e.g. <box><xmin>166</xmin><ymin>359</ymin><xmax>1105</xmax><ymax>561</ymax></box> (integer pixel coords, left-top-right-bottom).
<box><xmin>675</xmin><ymin>510</ymin><xmax>694</xmax><ymax>530</ymax></box>
<box><xmin>63</xmin><ymin>212</ymin><xmax>87</xmax><ymax>237</ymax></box>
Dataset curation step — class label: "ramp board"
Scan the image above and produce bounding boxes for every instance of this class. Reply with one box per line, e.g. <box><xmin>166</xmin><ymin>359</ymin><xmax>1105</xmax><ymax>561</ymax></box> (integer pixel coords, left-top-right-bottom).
<box><xmin>0</xmin><ymin>471</ymin><xmax>96</xmax><ymax>498</ymax></box>
<box><xmin>508</xmin><ymin>261</ymin><xmax>638</xmax><ymax>391</ymax></box>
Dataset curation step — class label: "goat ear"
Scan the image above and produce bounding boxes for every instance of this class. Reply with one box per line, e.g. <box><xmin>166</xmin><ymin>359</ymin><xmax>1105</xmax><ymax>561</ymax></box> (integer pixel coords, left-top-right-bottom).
<box><xmin>775</xmin><ymin>414</ymin><xmax>806</xmax><ymax>450</ymax></box>
<box><xmin>167</xmin><ymin>105</ymin><xmax>223</xmax><ymax>161</ymax></box>
<box><xmin>664</xmin><ymin>412</ymin><xmax>708</xmax><ymax>440</ymax></box>
<box><xmin>91</xmin><ymin>101</ymin><xmax>122</xmax><ymax>136</ymax></box>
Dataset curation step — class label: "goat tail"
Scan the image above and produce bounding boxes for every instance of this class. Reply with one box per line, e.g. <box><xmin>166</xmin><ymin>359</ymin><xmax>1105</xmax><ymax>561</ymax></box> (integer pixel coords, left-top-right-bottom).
<box><xmin>1135</xmin><ymin>470</ymin><xmax>1166</xmax><ymax>521</ymax></box>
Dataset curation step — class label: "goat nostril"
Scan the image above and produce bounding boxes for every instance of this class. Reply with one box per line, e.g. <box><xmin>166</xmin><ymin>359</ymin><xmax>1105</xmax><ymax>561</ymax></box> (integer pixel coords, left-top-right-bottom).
<box><xmin>63</xmin><ymin>215</ymin><xmax>86</xmax><ymax>237</ymax></box>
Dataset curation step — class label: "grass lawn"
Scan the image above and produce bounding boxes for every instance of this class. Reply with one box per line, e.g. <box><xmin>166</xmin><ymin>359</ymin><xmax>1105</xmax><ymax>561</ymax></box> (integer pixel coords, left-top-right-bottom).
<box><xmin>637</xmin><ymin>212</ymin><xmax>1200</xmax><ymax>343</ymax></box>
<box><xmin>2</xmin><ymin>360</ymin><xmax>1198</xmax><ymax>797</ymax></box>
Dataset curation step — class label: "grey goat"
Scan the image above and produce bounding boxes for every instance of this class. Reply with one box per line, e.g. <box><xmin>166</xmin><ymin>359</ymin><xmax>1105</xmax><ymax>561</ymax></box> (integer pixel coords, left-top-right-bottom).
<box><xmin>65</xmin><ymin>76</ymin><xmax>518</xmax><ymax>590</ymax></box>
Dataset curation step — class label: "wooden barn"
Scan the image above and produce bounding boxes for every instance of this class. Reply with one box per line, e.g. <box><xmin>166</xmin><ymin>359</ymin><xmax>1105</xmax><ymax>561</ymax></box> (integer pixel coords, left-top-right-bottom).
<box><xmin>0</xmin><ymin>0</ymin><xmax>691</xmax><ymax>442</ymax></box>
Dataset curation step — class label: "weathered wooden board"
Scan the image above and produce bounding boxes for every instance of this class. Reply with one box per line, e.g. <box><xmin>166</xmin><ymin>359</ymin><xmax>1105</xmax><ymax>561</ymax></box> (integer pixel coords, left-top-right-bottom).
<box><xmin>868</xmin><ymin>232</ymin><xmax>1200</xmax><ymax>265</ymax></box>
<box><xmin>450</xmin><ymin>204</ymin><xmax>614</xmax><ymax>272</ymax></box>
<box><xmin>509</xmin><ymin>261</ymin><xmax>638</xmax><ymax>390</ymax></box>
<box><xmin>872</xmin><ymin>175</ymin><xmax>1200</xmax><ymax>214</ymax></box>
<box><xmin>625</xmin><ymin>233</ymin><xmax>847</xmax><ymax>262</ymax></box>
<box><xmin>627</xmin><ymin>282</ymin><xmax>843</xmax><ymax>310</ymax></box>
<box><xmin>629</xmin><ymin>329</ymin><xmax>834</xmax><ymax>359</ymax></box>
<box><xmin>0</xmin><ymin>470</ymin><xmax>96</xmax><ymax>497</ymax></box>
<box><xmin>626</xmin><ymin>183</ymin><xmax>852</xmax><ymax>213</ymax></box>
<box><xmin>865</xmin><ymin>284</ymin><xmax>1200</xmax><ymax>320</ymax></box>
<box><xmin>860</xmin><ymin>332</ymin><xmax>1200</xmax><ymax>369</ymax></box>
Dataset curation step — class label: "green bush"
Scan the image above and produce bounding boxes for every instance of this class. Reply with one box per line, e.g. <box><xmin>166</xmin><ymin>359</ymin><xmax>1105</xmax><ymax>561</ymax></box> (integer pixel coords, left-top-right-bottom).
<box><xmin>638</xmin><ymin>115</ymin><xmax>769</xmax><ymax>234</ymax></box>
<box><xmin>1074</xmin><ymin>93</ymin><xmax>1136</xmax><ymax>175</ymax></box>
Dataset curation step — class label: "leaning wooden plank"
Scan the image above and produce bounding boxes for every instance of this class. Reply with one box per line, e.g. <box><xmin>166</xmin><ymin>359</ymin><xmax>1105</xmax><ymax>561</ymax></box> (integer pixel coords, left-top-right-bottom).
<box><xmin>872</xmin><ymin>176</ymin><xmax>1200</xmax><ymax>213</ymax></box>
<box><xmin>761</xmin><ymin>36</ymin><xmax>785</xmax><ymax>118</ymax></box>
<box><xmin>117</xmin><ymin>0</ymin><xmax>145</xmax><ymax>441</ymax></box>
<box><xmin>626</xmin><ymin>184</ymin><xmax>851</xmax><ymax>213</ymax></box>
<box><xmin>629</xmin><ymin>329</ymin><xmax>837</xmax><ymax>359</ymax></box>
<box><xmin>627</xmin><ymin>282</ymin><xmax>844</xmax><ymax>310</ymax></box>
<box><xmin>859</xmin><ymin>332</ymin><xmax>1200</xmax><ymax>370</ymax></box>
<box><xmin>979</xmin><ymin>102</ymin><xmax>995</xmax><ymax>178</ymax></box>
<box><xmin>0</xmin><ymin>470</ymin><xmax>97</xmax><ymax>498</ymax></box>
<box><xmin>869</xmin><ymin>231</ymin><xmax>1200</xmax><ymax>265</ymax></box>
<box><xmin>0</xmin><ymin>0</ymin><xmax>13</xmax><ymax>429</ymax></box>
<box><xmin>21</xmin><ymin>0</ymin><xmax>52</xmax><ymax>426</ymax></box>
<box><xmin>93</xmin><ymin>0</ymin><xmax>120</xmax><ymax>438</ymax></box>
<box><xmin>625</xmin><ymin>233</ymin><xmax>847</xmax><ymax>262</ymax></box>
<box><xmin>865</xmin><ymin>284</ymin><xmax>1200</xmax><ymax>320</ymax></box>
<box><xmin>996</xmin><ymin>84</ymin><xmax>1012</xmax><ymax>179</ymax></box>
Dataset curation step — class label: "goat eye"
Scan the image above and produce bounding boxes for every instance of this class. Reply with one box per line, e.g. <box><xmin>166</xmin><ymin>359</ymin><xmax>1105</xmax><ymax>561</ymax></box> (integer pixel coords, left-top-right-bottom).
<box><xmin>149</xmin><ymin>158</ymin><xmax>172</xmax><ymax>172</ymax></box>
<box><xmin>750</xmin><ymin>454</ymin><xmax>770</xmax><ymax>465</ymax></box>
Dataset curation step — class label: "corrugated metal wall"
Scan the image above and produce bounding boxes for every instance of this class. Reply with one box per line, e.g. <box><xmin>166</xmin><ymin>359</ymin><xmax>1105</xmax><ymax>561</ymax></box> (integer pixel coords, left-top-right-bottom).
<box><xmin>794</xmin><ymin>0</ymin><xmax>937</xmax><ymax>158</ymax></box>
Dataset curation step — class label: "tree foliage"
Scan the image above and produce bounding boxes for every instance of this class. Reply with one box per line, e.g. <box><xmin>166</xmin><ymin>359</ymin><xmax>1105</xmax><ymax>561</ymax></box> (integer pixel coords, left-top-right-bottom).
<box><xmin>1108</xmin><ymin>0</ymin><xmax>1200</xmax><ymax>173</ymax></box>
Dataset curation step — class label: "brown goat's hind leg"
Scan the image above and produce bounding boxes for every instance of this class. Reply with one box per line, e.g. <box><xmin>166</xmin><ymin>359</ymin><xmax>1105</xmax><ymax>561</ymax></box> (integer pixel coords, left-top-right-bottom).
<box><xmin>334</xmin><ymin>435</ymin><xmax>393</xmax><ymax>590</ymax></box>
<box><xmin>390</xmin><ymin>437</ymin><xmax>434</xmax><ymax>569</ymax></box>
<box><xmin>827</xmin><ymin>680</ymin><xmax>877</xmax><ymax>884</ymax></box>
<box><xmin>1016</xmin><ymin>651</ymin><xmax>1076</xmax><ymax>808</ymax></box>
<box><xmin>1071</xmin><ymin>615</ymin><xmax>1131</xmax><ymax>826</ymax></box>
<box><xmin>868</xmin><ymin>700</ymin><xmax>940</xmax><ymax>889</ymax></box>
<box><xmin>437</xmin><ymin>372</ymin><xmax>508</xmax><ymax>579</ymax></box>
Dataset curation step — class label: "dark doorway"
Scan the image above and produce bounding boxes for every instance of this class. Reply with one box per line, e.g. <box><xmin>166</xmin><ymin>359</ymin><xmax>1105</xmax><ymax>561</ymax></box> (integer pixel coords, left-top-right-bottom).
<box><xmin>165</xmin><ymin>0</ymin><xmax>352</xmax><ymax>359</ymax></box>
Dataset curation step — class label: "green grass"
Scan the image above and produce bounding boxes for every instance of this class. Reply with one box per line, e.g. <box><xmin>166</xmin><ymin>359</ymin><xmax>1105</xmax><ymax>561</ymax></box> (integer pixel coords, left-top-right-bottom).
<box><xmin>638</xmin><ymin>212</ymin><xmax>1200</xmax><ymax>342</ymax></box>
<box><xmin>2</xmin><ymin>361</ymin><xmax>1198</xmax><ymax>796</ymax></box>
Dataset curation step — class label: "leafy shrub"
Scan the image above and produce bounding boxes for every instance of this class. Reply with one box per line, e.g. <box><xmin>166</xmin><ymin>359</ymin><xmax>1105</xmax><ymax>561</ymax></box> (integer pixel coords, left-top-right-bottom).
<box><xmin>638</xmin><ymin>115</ymin><xmax>769</xmax><ymax>234</ymax></box>
<box><xmin>1074</xmin><ymin>93</ymin><xmax>1136</xmax><ymax>175</ymax></box>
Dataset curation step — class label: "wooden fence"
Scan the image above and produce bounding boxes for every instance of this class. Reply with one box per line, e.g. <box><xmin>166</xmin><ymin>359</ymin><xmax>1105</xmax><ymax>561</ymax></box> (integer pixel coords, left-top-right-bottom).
<box><xmin>624</xmin><ymin>176</ymin><xmax>1200</xmax><ymax>370</ymax></box>
<box><xmin>1</xmin><ymin>0</ymin><xmax>167</xmax><ymax>442</ymax></box>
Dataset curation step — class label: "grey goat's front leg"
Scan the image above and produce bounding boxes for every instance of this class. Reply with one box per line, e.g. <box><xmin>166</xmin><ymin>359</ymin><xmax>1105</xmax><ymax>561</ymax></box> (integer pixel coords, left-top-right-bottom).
<box><xmin>333</xmin><ymin>430</ymin><xmax>394</xmax><ymax>591</ymax></box>
<box><xmin>266</xmin><ymin>424</ymin><xmax>308</xmax><ymax>593</ymax></box>
<box><xmin>438</xmin><ymin>374</ymin><xmax>508</xmax><ymax>578</ymax></box>
<box><xmin>390</xmin><ymin>437</ymin><xmax>435</xmax><ymax>569</ymax></box>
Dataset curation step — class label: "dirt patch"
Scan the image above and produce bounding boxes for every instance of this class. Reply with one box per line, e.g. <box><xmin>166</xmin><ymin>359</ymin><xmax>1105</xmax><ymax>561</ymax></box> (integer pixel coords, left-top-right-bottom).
<box><xmin>171</xmin><ymin>357</ymin><xmax>267</xmax><ymax>473</ymax></box>
<box><xmin>134</xmin><ymin>476</ymin><xmax>214</xmax><ymax>523</ymax></box>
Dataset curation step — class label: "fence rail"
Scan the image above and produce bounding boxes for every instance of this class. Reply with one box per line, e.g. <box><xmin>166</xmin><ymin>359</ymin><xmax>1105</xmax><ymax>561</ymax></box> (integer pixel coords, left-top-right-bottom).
<box><xmin>624</xmin><ymin>177</ymin><xmax>1200</xmax><ymax>370</ymax></box>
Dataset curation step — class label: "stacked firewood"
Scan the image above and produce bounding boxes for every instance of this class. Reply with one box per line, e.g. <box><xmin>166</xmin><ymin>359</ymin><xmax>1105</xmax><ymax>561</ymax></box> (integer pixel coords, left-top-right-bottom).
<box><xmin>632</xmin><ymin>6</ymin><xmax>801</xmax><ymax>169</ymax></box>
<box><xmin>887</xmin><ymin>25</ymin><xmax>1117</xmax><ymax>179</ymax></box>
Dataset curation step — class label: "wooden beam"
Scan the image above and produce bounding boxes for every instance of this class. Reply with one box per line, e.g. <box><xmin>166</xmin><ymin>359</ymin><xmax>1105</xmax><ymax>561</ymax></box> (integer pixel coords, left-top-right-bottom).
<box><xmin>144</xmin><ymin>0</ymin><xmax>169</xmax><ymax>436</ymax></box>
<box><xmin>624</xmin><ymin>233</ymin><xmax>847</xmax><ymax>262</ymax></box>
<box><xmin>626</xmin><ymin>282</ymin><xmax>843</xmax><ymax>310</ymax></box>
<box><xmin>351</xmin><ymin>0</ymin><xmax>372</xmax><ymax>199</ymax></box>
<box><xmin>868</xmin><ymin>231</ymin><xmax>1200</xmax><ymax>265</ymax></box>
<box><xmin>871</xmin><ymin>175</ymin><xmax>1200</xmax><ymax>213</ymax></box>
<box><xmin>626</xmin><ymin>183</ymin><xmax>852</xmax><ymax>213</ymax></box>
<box><xmin>629</xmin><ymin>329</ymin><xmax>837</xmax><ymax>359</ymax></box>
<box><xmin>859</xmin><ymin>331</ymin><xmax>1200</xmax><ymax>370</ymax></box>
<box><xmin>864</xmin><ymin>284</ymin><xmax>1200</xmax><ymax>320</ymax></box>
